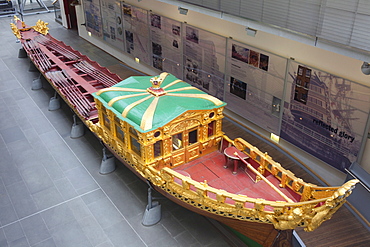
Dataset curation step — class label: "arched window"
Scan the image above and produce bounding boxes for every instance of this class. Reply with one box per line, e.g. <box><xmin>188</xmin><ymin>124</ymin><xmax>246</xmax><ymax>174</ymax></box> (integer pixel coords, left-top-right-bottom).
<box><xmin>208</xmin><ymin>121</ymin><xmax>215</xmax><ymax>137</ymax></box>
<box><xmin>129</xmin><ymin>127</ymin><xmax>141</xmax><ymax>156</ymax></box>
<box><xmin>115</xmin><ymin>116</ymin><xmax>124</xmax><ymax>141</ymax></box>
<box><xmin>172</xmin><ymin>133</ymin><xmax>183</xmax><ymax>150</ymax></box>
<box><xmin>188</xmin><ymin>128</ymin><xmax>197</xmax><ymax>145</ymax></box>
<box><xmin>154</xmin><ymin>140</ymin><xmax>162</xmax><ymax>158</ymax></box>
<box><xmin>102</xmin><ymin>109</ymin><xmax>111</xmax><ymax>130</ymax></box>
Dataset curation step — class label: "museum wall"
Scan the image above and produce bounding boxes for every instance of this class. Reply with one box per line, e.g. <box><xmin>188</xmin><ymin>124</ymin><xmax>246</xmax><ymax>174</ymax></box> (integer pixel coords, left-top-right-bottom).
<box><xmin>73</xmin><ymin>0</ymin><xmax>370</xmax><ymax>184</ymax></box>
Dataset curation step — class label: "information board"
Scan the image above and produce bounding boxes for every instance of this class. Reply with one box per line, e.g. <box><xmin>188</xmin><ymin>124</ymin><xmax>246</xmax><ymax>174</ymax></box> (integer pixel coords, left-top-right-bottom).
<box><xmin>182</xmin><ymin>24</ymin><xmax>226</xmax><ymax>100</ymax></box>
<box><xmin>101</xmin><ymin>0</ymin><xmax>124</xmax><ymax>50</ymax></box>
<box><xmin>281</xmin><ymin>61</ymin><xmax>370</xmax><ymax>171</ymax></box>
<box><xmin>83</xmin><ymin>0</ymin><xmax>103</xmax><ymax>37</ymax></box>
<box><xmin>122</xmin><ymin>3</ymin><xmax>150</xmax><ymax>64</ymax></box>
<box><xmin>224</xmin><ymin>40</ymin><xmax>287</xmax><ymax>133</ymax></box>
<box><xmin>149</xmin><ymin>13</ymin><xmax>183</xmax><ymax>78</ymax></box>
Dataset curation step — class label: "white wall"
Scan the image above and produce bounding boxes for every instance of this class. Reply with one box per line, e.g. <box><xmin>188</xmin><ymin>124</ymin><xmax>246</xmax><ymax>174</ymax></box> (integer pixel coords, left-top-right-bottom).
<box><xmin>74</xmin><ymin>0</ymin><xmax>370</xmax><ymax>182</ymax></box>
<box><xmin>59</xmin><ymin>0</ymin><xmax>69</xmax><ymax>29</ymax></box>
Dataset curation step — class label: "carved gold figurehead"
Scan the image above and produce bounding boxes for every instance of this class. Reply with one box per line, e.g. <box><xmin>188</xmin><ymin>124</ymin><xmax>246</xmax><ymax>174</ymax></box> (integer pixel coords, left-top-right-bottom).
<box><xmin>33</xmin><ymin>19</ymin><xmax>49</xmax><ymax>35</ymax></box>
<box><xmin>10</xmin><ymin>16</ymin><xmax>49</xmax><ymax>40</ymax></box>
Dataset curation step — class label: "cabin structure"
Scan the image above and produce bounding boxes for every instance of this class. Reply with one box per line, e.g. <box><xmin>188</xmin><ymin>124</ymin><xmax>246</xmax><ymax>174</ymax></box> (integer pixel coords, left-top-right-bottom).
<box><xmin>91</xmin><ymin>72</ymin><xmax>226</xmax><ymax>174</ymax></box>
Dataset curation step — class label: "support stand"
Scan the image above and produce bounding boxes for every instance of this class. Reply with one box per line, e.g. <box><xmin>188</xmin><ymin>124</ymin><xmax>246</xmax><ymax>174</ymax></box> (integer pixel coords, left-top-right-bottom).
<box><xmin>18</xmin><ymin>47</ymin><xmax>27</xmax><ymax>58</ymax></box>
<box><xmin>100</xmin><ymin>145</ymin><xmax>116</xmax><ymax>174</ymax></box>
<box><xmin>28</xmin><ymin>61</ymin><xmax>38</xmax><ymax>72</ymax></box>
<box><xmin>70</xmin><ymin>114</ymin><xmax>84</xmax><ymax>139</ymax></box>
<box><xmin>48</xmin><ymin>92</ymin><xmax>60</xmax><ymax>111</ymax></box>
<box><xmin>32</xmin><ymin>74</ymin><xmax>42</xmax><ymax>90</ymax></box>
<box><xmin>142</xmin><ymin>181</ymin><xmax>162</xmax><ymax>226</ymax></box>
<box><xmin>17</xmin><ymin>0</ymin><xmax>52</xmax><ymax>18</ymax></box>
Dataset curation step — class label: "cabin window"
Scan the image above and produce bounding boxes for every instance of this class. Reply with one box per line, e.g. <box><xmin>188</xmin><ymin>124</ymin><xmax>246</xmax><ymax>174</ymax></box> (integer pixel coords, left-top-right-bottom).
<box><xmin>172</xmin><ymin>133</ymin><xmax>183</xmax><ymax>150</ymax></box>
<box><xmin>208</xmin><ymin>121</ymin><xmax>215</xmax><ymax>137</ymax></box>
<box><xmin>115</xmin><ymin>124</ymin><xmax>124</xmax><ymax>141</ymax></box>
<box><xmin>115</xmin><ymin>117</ymin><xmax>124</xmax><ymax>141</ymax></box>
<box><xmin>129</xmin><ymin>127</ymin><xmax>141</xmax><ymax>156</ymax></box>
<box><xmin>103</xmin><ymin>114</ymin><xmax>111</xmax><ymax>130</ymax></box>
<box><xmin>154</xmin><ymin>140</ymin><xmax>162</xmax><ymax>157</ymax></box>
<box><xmin>188</xmin><ymin>129</ymin><xmax>197</xmax><ymax>145</ymax></box>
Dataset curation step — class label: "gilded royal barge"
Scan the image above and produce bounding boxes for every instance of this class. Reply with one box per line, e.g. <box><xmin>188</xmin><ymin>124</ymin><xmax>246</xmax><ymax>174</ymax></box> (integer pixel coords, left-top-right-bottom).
<box><xmin>11</xmin><ymin>17</ymin><xmax>358</xmax><ymax>247</ymax></box>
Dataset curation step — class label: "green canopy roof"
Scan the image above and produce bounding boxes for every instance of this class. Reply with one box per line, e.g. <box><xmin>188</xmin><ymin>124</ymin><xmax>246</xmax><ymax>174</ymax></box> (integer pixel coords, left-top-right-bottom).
<box><xmin>92</xmin><ymin>73</ymin><xmax>226</xmax><ymax>133</ymax></box>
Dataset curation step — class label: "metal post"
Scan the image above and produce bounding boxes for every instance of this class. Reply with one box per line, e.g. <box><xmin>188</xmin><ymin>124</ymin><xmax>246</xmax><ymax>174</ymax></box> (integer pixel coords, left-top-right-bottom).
<box><xmin>99</xmin><ymin>145</ymin><xmax>116</xmax><ymax>174</ymax></box>
<box><xmin>48</xmin><ymin>91</ymin><xmax>61</xmax><ymax>111</ymax></box>
<box><xmin>142</xmin><ymin>181</ymin><xmax>162</xmax><ymax>226</ymax></box>
<box><xmin>70</xmin><ymin>114</ymin><xmax>84</xmax><ymax>139</ymax></box>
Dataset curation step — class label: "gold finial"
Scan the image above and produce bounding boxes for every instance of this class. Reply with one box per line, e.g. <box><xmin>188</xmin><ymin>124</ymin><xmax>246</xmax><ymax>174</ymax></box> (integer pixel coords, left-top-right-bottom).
<box><xmin>150</xmin><ymin>76</ymin><xmax>164</xmax><ymax>89</ymax></box>
<box><xmin>150</xmin><ymin>72</ymin><xmax>169</xmax><ymax>89</ymax></box>
<box><xmin>147</xmin><ymin>72</ymin><xmax>169</xmax><ymax>96</ymax></box>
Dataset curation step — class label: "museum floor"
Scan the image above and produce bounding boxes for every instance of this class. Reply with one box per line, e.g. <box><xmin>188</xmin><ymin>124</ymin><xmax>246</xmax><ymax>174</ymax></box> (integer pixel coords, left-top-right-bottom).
<box><xmin>0</xmin><ymin>10</ymin><xmax>369</xmax><ymax>247</ymax></box>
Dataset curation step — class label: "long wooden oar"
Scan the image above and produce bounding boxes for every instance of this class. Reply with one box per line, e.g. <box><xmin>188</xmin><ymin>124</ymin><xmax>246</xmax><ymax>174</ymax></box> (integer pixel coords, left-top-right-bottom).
<box><xmin>235</xmin><ymin>153</ymin><xmax>294</xmax><ymax>203</ymax></box>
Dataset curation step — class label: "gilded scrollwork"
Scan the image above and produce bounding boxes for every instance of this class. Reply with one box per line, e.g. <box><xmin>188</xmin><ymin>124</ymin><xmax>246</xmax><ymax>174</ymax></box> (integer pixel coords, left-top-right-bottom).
<box><xmin>10</xmin><ymin>23</ymin><xmax>21</xmax><ymax>39</ymax></box>
<box><xmin>156</xmin><ymin>167</ymin><xmax>358</xmax><ymax>230</ymax></box>
<box><xmin>267</xmin><ymin>207</ymin><xmax>304</xmax><ymax>230</ymax></box>
<box><xmin>33</xmin><ymin>19</ymin><xmax>49</xmax><ymax>35</ymax></box>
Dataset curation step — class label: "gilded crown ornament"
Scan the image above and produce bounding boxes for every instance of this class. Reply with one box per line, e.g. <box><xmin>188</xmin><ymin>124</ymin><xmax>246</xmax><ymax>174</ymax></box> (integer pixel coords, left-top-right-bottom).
<box><xmin>147</xmin><ymin>72</ymin><xmax>168</xmax><ymax>96</ymax></box>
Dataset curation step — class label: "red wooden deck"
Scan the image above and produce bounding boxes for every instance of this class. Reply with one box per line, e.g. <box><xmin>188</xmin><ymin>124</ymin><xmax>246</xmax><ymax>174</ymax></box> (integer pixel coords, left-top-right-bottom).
<box><xmin>17</xmin><ymin>22</ymin><xmax>122</xmax><ymax>122</ymax></box>
<box><xmin>174</xmin><ymin>151</ymin><xmax>299</xmax><ymax>204</ymax></box>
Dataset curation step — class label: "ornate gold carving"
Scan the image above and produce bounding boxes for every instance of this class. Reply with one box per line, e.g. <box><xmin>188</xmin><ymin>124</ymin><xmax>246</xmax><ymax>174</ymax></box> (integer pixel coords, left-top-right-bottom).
<box><xmin>10</xmin><ymin>23</ymin><xmax>21</xmax><ymax>39</ymax></box>
<box><xmin>170</xmin><ymin>119</ymin><xmax>200</xmax><ymax>134</ymax></box>
<box><xmin>157</xmin><ymin>168</ymin><xmax>358</xmax><ymax>230</ymax></box>
<box><xmin>267</xmin><ymin>207</ymin><xmax>304</xmax><ymax>230</ymax></box>
<box><xmin>33</xmin><ymin>19</ymin><xmax>49</xmax><ymax>35</ymax></box>
<box><xmin>147</xmin><ymin>144</ymin><xmax>153</xmax><ymax>162</ymax></box>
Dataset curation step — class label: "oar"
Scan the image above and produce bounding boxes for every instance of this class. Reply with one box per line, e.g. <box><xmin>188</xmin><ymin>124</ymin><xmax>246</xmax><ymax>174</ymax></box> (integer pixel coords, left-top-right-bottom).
<box><xmin>235</xmin><ymin>153</ymin><xmax>294</xmax><ymax>203</ymax></box>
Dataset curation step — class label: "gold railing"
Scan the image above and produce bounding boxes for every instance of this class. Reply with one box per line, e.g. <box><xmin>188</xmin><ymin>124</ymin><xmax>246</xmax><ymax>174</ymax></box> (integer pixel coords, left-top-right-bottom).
<box><xmin>89</xmin><ymin>122</ymin><xmax>359</xmax><ymax>231</ymax></box>
<box><xmin>160</xmin><ymin>167</ymin><xmax>358</xmax><ymax>231</ymax></box>
<box><xmin>230</xmin><ymin>137</ymin><xmax>337</xmax><ymax>201</ymax></box>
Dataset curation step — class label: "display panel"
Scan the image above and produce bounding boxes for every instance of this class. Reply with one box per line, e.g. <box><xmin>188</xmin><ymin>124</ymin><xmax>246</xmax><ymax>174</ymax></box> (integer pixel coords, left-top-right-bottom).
<box><xmin>101</xmin><ymin>0</ymin><xmax>124</xmax><ymax>50</ymax></box>
<box><xmin>83</xmin><ymin>0</ymin><xmax>103</xmax><ymax>37</ymax></box>
<box><xmin>79</xmin><ymin>1</ymin><xmax>370</xmax><ymax>172</ymax></box>
<box><xmin>122</xmin><ymin>4</ymin><xmax>150</xmax><ymax>64</ymax></box>
<box><xmin>225</xmin><ymin>40</ymin><xmax>287</xmax><ymax>133</ymax></box>
<box><xmin>149</xmin><ymin>13</ymin><xmax>182</xmax><ymax>78</ymax></box>
<box><xmin>182</xmin><ymin>24</ymin><xmax>226</xmax><ymax>100</ymax></box>
<box><xmin>281</xmin><ymin>61</ymin><xmax>370</xmax><ymax>171</ymax></box>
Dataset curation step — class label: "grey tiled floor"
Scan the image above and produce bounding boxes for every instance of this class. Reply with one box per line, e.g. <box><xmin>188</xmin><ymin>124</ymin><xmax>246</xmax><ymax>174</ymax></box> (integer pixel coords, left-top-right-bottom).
<box><xmin>0</xmin><ymin>13</ymin><xmax>232</xmax><ymax>247</ymax></box>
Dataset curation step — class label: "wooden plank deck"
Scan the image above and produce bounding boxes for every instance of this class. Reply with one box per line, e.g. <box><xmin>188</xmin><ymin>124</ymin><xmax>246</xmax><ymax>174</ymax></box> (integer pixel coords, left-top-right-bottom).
<box><xmin>108</xmin><ymin>64</ymin><xmax>370</xmax><ymax>247</ymax></box>
<box><xmin>173</xmin><ymin>151</ymin><xmax>299</xmax><ymax>204</ymax></box>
